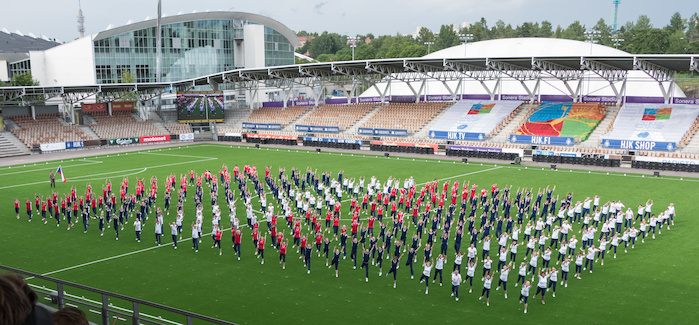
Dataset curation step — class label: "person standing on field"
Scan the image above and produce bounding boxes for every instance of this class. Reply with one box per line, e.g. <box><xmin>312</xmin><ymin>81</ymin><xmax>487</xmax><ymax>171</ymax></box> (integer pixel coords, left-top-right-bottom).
<box><xmin>49</xmin><ymin>171</ymin><xmax>56</xmax><ymax>188</ymax></box>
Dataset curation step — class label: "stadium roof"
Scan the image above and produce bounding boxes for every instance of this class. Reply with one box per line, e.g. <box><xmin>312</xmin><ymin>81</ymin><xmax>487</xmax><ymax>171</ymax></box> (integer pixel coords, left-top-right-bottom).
<box><xmin>1</xmin><ymin>54</ymin><xmax>697</xmax><ymax>104</ymax></box>
<box><xmin>0</xmin><ymin>29</ymin><xmax>60</xmax><ymax>54</ymax></box>
<box><xmin>94</xmin><ymin>11</ymin><xmax>299</xmax><ymax>48</ymax></box>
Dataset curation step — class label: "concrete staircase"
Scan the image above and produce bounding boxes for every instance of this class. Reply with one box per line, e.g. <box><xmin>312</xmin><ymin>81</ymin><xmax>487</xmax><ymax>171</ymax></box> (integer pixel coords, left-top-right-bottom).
<box><xmin>580</xmin><ymin>105</ymin><xmax>621</xmax><ymax>148</ymax></box>
<box><xmin>414</xmin><ymin>102</ymin><xmax>454</xmax><ymax>138</ymax></box>
<box><xmin>152</xmin><ymin>122</ymin><xmax>171</xmax><ymax>135</ymax></box>
<box><xmin>0</xmin><ymin>131</ymin><xmax>31</xmax><ymax>157</ymax></box>
<box><xmin>283</xmin><ymin>107</ymin><xmax>315</xmax><ymax>132</ymax></box>
<box><xmin>79</xmin><ymin>126</ymin><xmax>100</xmax><ymax>140</ymax></box>
<box><xmin>345</xmin><ymin>104</ymin><xmax>382</xmax><ymax>135</ymax></box>
<box><xmin>490</xmin><ymin>103</ymin><xmax>536</xmax><ymax>143</ymax></box>
<box><xmin>681</xmin><ymin>124</ymin><xmax>699</xmax><ymax>153</ymax></box>
<box><xmin>216</xmin><ymin>109</ymin><xmax>253</xmax><ymax>131</ymax></box>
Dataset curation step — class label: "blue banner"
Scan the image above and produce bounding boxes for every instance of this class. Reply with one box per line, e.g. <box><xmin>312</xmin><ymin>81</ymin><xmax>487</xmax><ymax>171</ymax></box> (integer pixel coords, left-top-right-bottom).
<box><xmin>295</xmin><ymin>125</ymin><xmax>340</xmax><ymax>133</ymax></box>
<box><xmin>430</xmin><ymin>131</ymin><xmax>485</xmax><ymax>141</ymax></box>
<box><xmin>358</xmin><ymin>128</ymin><xmax>374</xmax><ymax>135</ymax></box>
<box><xmin>602</xmin><ymin>139</ymin><xmax>677</xmax><ymax>151</ymax></box>
<box><xmin>509</xmin><ymin>134</ymin><xmax>575</xmax><ymax>146</ymax></box>
<box><xmin>242</xmin><ymin>123</ymin><xmax>282</xmax><ymax>130</ymax></box>
<box><xmin>303</xmin><ymin>137</ymin><xmax>363</xmax><ymax>145</ymax></box>
<box><xmin>65</xmin><ymin>141</ymin><xmax>84</xmax><ymax>149</ymax></box>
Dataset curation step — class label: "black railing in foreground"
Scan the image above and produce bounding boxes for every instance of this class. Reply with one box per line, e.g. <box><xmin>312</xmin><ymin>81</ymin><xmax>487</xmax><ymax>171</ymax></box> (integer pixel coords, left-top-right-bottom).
<box><xmin>0</xmin><ymin>264</ymin><xmax>237</xmax><ymax>325</ymax></box>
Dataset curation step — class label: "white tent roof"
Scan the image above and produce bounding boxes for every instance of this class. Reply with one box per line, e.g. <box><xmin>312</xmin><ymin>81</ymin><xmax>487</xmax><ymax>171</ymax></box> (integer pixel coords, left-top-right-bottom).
<box><xmin>359</xmin><ymin>38</ymin><xmax>684</xmax><ymax>99</ymax></box>
<box><xmin>424</xmin><ymin>37</ymin><xmax>630</xmax><ymax>59</ymax></box>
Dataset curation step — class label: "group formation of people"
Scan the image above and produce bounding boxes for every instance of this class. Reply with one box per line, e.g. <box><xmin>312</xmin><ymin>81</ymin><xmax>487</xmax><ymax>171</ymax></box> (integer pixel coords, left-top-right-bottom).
<box><xmin>15</xmin><ymin>162</ymin><xmax>677</xmax><ymax>313</ymax></box>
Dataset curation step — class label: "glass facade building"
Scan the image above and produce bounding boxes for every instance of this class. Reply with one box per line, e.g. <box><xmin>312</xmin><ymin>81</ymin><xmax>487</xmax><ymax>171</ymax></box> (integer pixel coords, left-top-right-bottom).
<box><xmin>92</xmin><ymin>13</ymin><xmax>296</xmax><ymax>84</ymax></box>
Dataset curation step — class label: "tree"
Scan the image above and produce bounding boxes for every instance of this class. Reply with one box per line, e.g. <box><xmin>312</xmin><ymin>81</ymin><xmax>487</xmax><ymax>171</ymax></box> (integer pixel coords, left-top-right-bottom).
<box><xmin>399</xmin><ymin>43</ymin><xmax>427</xmax><ymax>57</ymax></box>
<box><xmin>517</xmin><ymin>22</ymin><xmax>535</xmax><ymax>37</ymax></box>
<box><xmin>686</xmin><ymin>13</ymin><xmax>699</xmax><ymax>42</ymax></box>
<box><xmin>627</xmin><ymin>28</ymin><xmax>670</xmax><ymax>53</ymax></box>
<box><xmin>540</xmin><ymin>21</ymin><xmax>553</xmax><ymax>38</ymax></box>
<box><xmin>308</xmin><ymin>32</ymin><xmax>344</xmax><ymax>58</ymax></box>
<box><xmin>688</xmin><ymin>40</ymin><xmax>699</xmax><ymax>54</ymax></box>
<box><xmin>635</xmin><ymin>15</ymin><xmax>652</xmax><ymax>30</ymax></box>
<box><xmin>434</xmin><ymin>24</ymin><xmax>459</xmax><ymax>51</ymax></box>
<box><xmin>118</xmin><ymin>71</ymin><xmax>138</xmax><ymax>102</ymax></box>
<box><xmin>554</xmin><ymin>25</ymin><xmax>563</xmax><ymax>38</ymax></box>
<box><xmin>669</xmin><ymin>12</ymin><xmax>684</xmax><ymax>34</ymax></box>
<box><xmin>316</xmin><ymin>53</ymin><xmax>336</xmax><ymax>62</ymax></box>
<box><xmin>9</xmin><ymin>72</ymin><xmax>39</xmax><ymax>87</ymax></box>
<box><xmin>354</xmin><ymin>44</ymin><xmax>377</xmax><ymax>60</ymax></box>
<box><xmin>416</xmin><ymin>27</ymin><xmax>434</xmax><ymax>44</ymax></box>
<box><xmin>562</xmin><ymin>21</ymin><xmax>585</xmax><ymax>40</ymax></box>
<box><xmin>666</xmin><ymin>30</ymin><xmax>688</xmax><ymax>53</ymax></box>
<box><xmin>334</xmin><ymin>48</ymin><xmax>351</xmax><ymax>61</ymax></box>
<box><xmin>493</xmin><ymin>20</ymin><xmax>507</xmax><ymax>39</ymax></box>
<box><xmin>592</xmin><ymin>18</ymin><xmax>613</xmax><ymax>46</ymax></box>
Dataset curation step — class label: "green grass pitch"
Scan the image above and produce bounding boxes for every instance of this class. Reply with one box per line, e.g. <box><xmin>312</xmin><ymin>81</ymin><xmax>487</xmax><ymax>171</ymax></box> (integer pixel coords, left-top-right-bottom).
<box><xmin>1</xmin><ymin>143</ymin><xmax>697</xmax><ymax>324</ymax></box>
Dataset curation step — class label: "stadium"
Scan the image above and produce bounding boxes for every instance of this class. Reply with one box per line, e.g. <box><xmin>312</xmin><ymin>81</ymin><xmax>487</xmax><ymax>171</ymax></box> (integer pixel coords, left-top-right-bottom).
<box><xmin>1</xmin><ymin>4</ymin><xmax>698</xmax><ymax>325</ymax></box>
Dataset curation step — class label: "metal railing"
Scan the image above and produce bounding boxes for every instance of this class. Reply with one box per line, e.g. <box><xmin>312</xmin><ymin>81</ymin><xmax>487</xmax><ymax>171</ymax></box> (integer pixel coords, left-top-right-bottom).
<box><xmin>0</xmin><ymin>265</ymin><xmax>237</xmax><ymax>325</ymax></box>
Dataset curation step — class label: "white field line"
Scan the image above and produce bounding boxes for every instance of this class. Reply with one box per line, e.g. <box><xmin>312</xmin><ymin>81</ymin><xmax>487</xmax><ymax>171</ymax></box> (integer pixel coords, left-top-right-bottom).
<box><xmin>0</xmin><ymin>157</ymin><xmax>218</xmax><ymax>190</ymax></box>
<box><xmin>0</xmin><ymin>160</ymin><xmax>104</xmax><ymax>177</ymax></box>
<box><xmin>0</xmin><ymin>159</ymin><xmax>104</xmax><ymax>171</ymax></box>
<box><xmin>37</xmin><ymin>227</ymin><xmax>233</xmax><ymax>278</ymax></box>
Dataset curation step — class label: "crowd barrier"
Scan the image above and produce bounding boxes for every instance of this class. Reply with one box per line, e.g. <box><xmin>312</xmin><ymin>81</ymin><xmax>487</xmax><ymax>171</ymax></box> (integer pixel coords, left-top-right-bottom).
<box><xmin>532</xmin><ymin>154</ymin><xmax>621</xmax><ymax>167</ymax></box>
<box><xmin>369</xmin><ymin>141</ymin><xmax>435</xmax><ymax>155</ymax></box>
<box><xmin>446</xmin><ymin>148</ymin><xmax>519</xmax><ymax>161</ymax></box>
<box><xmin>631</xmin><ymin>160</ymin><xmax>699</xmax><ymax>172</ymax></box>
<box><xmin>244</xmin><ymin>133</ymin><xmax>297</xmax><ymax>146</ymax></box>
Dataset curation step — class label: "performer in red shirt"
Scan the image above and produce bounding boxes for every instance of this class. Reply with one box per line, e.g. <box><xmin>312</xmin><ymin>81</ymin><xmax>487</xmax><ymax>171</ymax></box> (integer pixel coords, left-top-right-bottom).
<box><xmin>279</xmin><ymin>239</ymin><xmax>288</xmax><ymax>269</ymax></box>
<box><xmin>14</xmin><ymin>198</ymin><xmax>20</xmax><ymax>219</ymax></box>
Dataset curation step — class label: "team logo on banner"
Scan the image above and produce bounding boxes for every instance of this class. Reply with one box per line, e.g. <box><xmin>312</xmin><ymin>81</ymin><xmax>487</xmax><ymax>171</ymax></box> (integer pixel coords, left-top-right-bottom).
<box><xmin>642</xmin><ymin>108</ymin><xmax>672</xmax><ymax>121</ymax></box>
<box><xmin>467</xmin><ymin>103</ymin><xmax>495</xmax><ymax>115</ymax></box>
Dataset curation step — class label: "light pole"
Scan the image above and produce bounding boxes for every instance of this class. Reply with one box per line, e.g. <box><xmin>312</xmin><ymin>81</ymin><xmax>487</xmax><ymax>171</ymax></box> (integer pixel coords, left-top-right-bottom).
<box><xmin>424</xmin><ymin>41</ymin><xmax>434</xmax><ymax>54</ymax></box>
<box><xmin>459</xmin><ymin>34</ymin><xmax>473</xmax><ymax>57</ymax></box>
<box><xmin>584</xmin><ymin>31</ymin><xmax>601</xmax><ymax>53</ymax></box>
<box><xmin>611</xmin><ymin>37</ymin><xmax>624</xmax><ymax>49</ymax></box>
<box><xmin>348</xmin><ymin>36</ymin><xmax>358</xmax><ymax>61</ymax></box>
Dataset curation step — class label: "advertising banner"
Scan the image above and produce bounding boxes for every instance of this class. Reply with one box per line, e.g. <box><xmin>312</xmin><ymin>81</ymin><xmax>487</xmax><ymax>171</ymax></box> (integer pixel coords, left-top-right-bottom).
<box><xmin>108</xmin><ymin>137</ymin><xmax>140</xmax><ymax>145</ymax></box>
<box><xmin>81</xmin><ymin>103</ymin><xmax>107</xmax><ymax>112</ymax></box>
<box><xmin>111</xmin><ymin>102</ymin><xmax>135</xmax><ymax>111</ymax></box>
<box><xmin>242</xmin><ymin>123</ymin><xmax>283</xmax><ymax>130</ymax></box>
<box><xmin>509</xmin><ymin>134</ymin><xmax>575</xmax><ymax>146</ymax></box>
<box><xmin>303</xmin><ymin>137</ymin><xmax>362</xmax><ymax>145</ymax></box>
<box><xmin>635</xmin><ymin>156</ymin><xmax>699</xmax><ymax>165</ymax></box>
<box><xmin>372</xmin><ymin>141</ymin><xmax>438</xmax><ymax>152</ymax></box>
<box><xmin>139</xmin><ymin>135</ymin><xmax>171</xmax><ymax>143</ymax></box>
<box><xmin>449</xmin><ymin>146</ymin><xmax>502</xmax><ymax>152</ymax></box>
<box><xmin>245</xmin><ymin>133</ymin><xmax>297</xmax><ymax>140</ymax></box>
<box><xmin>359</xmin><ymin>128</ymin><xmax>408</xmax><ymax>136</ymax></box>
<box><xmin>601</xmin><ymin>139</ymin><xmax>676</xmax><ymax>151</ymax></box>
<box><xmin>65</xmin><ymin>141</ymin><xmax>84</xmax><ymax>149</ymax></box>
<box><xmin>295</xmin><ymin>125</ymin><xmax>340</xmax><ymax>133</ymax></box>
<box><xmin>39</xmin><ymin>142</ymin><xmax>67</xmax><ymax>152</ymax></box>
<box><xmin>430</xmin><ymin>131</ymin><xmax>485</xmax><ymax>141</ymax></box>
<box><xmin>179</xmin><ymin>133</ymin><xmax>195</xmax><ymax>140</ymax></box>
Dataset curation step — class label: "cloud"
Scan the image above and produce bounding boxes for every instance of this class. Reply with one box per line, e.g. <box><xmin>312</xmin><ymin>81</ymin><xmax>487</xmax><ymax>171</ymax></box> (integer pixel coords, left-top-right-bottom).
<box><xmin>314</xmin><ymin>2</ymin><xmax>328</xmax><ymax>14</ymax></box>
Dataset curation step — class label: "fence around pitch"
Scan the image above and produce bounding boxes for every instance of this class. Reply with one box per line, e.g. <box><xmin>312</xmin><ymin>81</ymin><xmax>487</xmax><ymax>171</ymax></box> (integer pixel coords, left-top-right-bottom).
<box><xmin>0</xmin><ymin>264</ymin><xmax>237</xmax><ymax>325</ymax></box>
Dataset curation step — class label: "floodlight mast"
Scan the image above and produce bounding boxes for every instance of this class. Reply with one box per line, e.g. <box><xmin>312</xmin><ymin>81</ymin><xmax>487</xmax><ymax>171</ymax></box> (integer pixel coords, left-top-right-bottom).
<box><xmin>459</xmin><ymin>34</ymin><xmax>473</xmax><ymax>57</ymax></box>
<box><xmin>156</xmin><ymin>0</ymin><xmax>162</xmax><ymax>111</ymax></box>
<box><xmin>348</xmin><ymin>36</ymin><xmax>359</xmax><ymax>61</ymax></box>
<box><xmin>424</xmin><ymin>41</ymin><xmax>434</xmax><ymax>54</ymax></box>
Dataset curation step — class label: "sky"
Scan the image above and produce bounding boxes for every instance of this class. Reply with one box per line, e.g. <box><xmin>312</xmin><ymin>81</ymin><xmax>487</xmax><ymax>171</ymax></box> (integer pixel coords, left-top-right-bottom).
<box><xmin>0</xmin><ymin>0</ymin><xmax>694</xmax><ymax>42</ymax></box>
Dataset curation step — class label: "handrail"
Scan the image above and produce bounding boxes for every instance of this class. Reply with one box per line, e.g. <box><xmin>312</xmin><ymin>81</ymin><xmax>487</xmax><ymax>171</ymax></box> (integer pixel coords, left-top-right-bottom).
<box><xmin>0</xmin><ymin>264</ymin><xmax>237</xmax><ymax>325</ymax></box>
